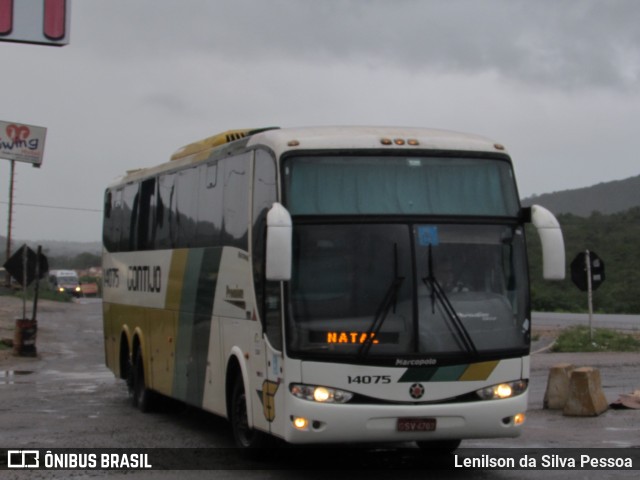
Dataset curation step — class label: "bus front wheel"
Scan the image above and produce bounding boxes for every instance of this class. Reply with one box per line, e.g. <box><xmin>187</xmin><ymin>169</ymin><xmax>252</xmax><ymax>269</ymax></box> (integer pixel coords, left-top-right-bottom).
<box><xmin>230</xmin><ymin>378</ymin><xmax>268</xmax><ymax>448</ymax></box>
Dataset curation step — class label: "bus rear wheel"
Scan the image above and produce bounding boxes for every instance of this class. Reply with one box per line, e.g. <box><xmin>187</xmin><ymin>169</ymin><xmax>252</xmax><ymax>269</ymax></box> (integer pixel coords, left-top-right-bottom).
<box><xmin>230</xmin><ymin>378</ymin><xmax>268</xmax><ymax>448</ymax></box>
<box><xmin>132</xmin><ymin>350</ymin><xmax>154</xmax><ymax>412</ymax></box>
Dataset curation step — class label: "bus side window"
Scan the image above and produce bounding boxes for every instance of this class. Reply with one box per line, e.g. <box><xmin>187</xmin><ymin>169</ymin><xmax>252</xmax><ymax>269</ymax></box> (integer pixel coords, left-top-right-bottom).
<box><xmin>156</xmin><ymin>173</ymin><xmax>175</xmax><ymax>249</ymax></box>
<box><xmin>175</xmin><ymin>167</ymin><xmax>199</xmax><ymax>247</ymax></box>
<box><xmin>121</xmin><ymin>183</ymin><xmax>139</xmax><ymax>251</ymax></box>
<box><xmin>252</xmin><ymin>149</ymin><xmax>282</xmax><ymax>350</ymax></box>
<box><xmin>137</xmin><ymin>178</ymin><xmax>156</xmax><ymax>250</ymax></box>
<box><xmin>196</xmin><ymin>162</ymin><xmax>223</xmax><ymax>247</ymax></box>
<box><xmin>105</xmin><ymin>188</ymin><xmax>124</xmax><ymax>252</ymax></box>
<box><xmin>104</xmin><ymin>191</ymin><xmax>112</xmax><ymax>219</ymax></box>
<box><xmin>103</xmin><ymin>190</ymin><xmax>115</xmax><ymax>251</ymax></box>
<box><xmin>222</xmin><ymin>153</ymin><xmax>251</xmax><ymax>249</ymax></box>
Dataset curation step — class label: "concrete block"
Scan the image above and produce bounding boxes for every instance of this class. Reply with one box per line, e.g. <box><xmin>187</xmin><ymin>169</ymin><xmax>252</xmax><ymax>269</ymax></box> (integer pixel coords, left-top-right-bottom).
<box><xmin>563</xmin><ymin>367</ymin><xmax>609</xmax><ymax>417</ymax></box>
<box><xmin>543</xmin><ymin>363</ymin><xmax>574</xmax><ymax>409</ymax></box>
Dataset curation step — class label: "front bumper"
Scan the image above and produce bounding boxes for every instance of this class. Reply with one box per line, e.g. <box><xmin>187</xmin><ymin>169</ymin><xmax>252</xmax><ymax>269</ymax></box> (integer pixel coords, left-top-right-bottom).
<box><xmin>282</xmin><ymin>392</ymin><xmax>528</xmax><ymax>444</ymax></box>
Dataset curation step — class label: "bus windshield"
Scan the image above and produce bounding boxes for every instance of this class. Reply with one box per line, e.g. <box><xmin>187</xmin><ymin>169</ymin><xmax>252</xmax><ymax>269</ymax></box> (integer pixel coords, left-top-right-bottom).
<box><xmin>286</xmin><ymin>223</ymin><xmax>529</xmax><ymax>362</ymax></box>
<box><xmin>283</xmin><ymin>153</ymin><xmax>528</xmax><ymax>363</ymax></box>
<box><xmin>283</xmin><ymin>155</ymin><xmax>520</xmax><ymax>217</ymax></box>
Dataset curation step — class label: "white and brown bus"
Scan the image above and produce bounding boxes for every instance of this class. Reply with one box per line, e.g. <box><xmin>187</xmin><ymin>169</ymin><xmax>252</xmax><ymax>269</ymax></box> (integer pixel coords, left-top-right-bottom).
<box><xmin>102</xmin><ymin>126</ymin><xmax>564</xmax><ymax>451</ymax></box>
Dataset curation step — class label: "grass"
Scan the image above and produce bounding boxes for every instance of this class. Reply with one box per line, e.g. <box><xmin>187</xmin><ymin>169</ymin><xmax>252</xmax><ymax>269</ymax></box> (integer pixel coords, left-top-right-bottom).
<box><xmin>552</xmin><ymin>326</ymin><xmax>640</xmax><ymax>352</ymax></box>
<box><xmin>5</xmin><ymin>287</ymin><xmax>72</xmax><ymax>302</ymax></box>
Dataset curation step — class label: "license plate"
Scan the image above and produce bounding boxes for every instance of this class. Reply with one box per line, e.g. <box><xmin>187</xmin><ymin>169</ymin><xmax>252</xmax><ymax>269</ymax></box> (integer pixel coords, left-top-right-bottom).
<box><xmin>397</xmin><ymin>417</ymin><xmax>437</xmax><ymax>432</ymax></box>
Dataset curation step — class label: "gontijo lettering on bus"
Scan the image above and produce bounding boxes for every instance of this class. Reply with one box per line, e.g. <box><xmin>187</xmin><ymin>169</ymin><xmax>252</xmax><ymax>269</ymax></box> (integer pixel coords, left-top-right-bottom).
<box><xmin>127</xmin><ymin>266</ymin><xmax>161</xmax><ymax>293</ymax></box>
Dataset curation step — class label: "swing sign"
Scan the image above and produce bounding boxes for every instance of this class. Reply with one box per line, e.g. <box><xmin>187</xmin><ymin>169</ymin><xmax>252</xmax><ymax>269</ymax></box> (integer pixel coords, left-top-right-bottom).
<box><xmin>0</xmin><ymin>120</ymin><xmax>47</xmax><ymax>167</ymax></box>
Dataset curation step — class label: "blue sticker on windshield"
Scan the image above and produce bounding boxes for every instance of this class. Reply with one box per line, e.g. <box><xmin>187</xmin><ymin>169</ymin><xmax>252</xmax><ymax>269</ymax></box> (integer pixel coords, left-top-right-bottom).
<box><xmin>418</xmin><ymin>226</ymin><xmax>439</xmax><ymax>246</ymax></box>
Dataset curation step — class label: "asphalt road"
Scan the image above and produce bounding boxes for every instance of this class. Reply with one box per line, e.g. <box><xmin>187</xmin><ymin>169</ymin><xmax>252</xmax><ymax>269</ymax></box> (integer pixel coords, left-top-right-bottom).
<box><xmin>533</xmin><ymin>311</ymin><xmax>640</xmax><ymax>333</ymax></box>
<box><xmin>0</xmin><ymin>298</ymin><xmax>638</xmax><ymax>479</ymax></box>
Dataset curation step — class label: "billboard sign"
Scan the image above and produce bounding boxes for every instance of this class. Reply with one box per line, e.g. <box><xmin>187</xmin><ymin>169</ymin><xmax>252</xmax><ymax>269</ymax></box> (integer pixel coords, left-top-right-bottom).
<box><xmin>0</xmin><ymin>120</ymin><xmax>47</xmax><ymax>167</ymax></box>
<box><xmin>0</xmin><ymin>0</ymin><xmax>70</xmax><ymax>46</ymax></box>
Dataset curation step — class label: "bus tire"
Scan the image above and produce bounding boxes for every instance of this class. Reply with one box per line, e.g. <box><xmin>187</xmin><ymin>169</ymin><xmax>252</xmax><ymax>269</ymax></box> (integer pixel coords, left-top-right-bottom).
<box><xmin>132</xmin><ymin>349</ymin><xmax>154</xmax><ymax>413</ymax></box>
<box><xmin>415</xmin><ymin>439</ymin><xmax>461</xmax><ymax>454</ymax></box>
<box><xmin>230</xmin><ymin>377</ymin><xmax>268</xmax><ymax>448</ymax></box>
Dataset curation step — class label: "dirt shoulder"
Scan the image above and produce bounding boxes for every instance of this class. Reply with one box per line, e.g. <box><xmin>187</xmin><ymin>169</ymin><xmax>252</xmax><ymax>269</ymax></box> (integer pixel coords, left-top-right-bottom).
<box><xmin>0</xmin><ymin>293</ymin><xmax>71</xmax><ymax>362</ymax></box>
<box><xmin>0</xmin><ymin>295</ymin><xmax>22</xmax><ymax>361</ymax></box>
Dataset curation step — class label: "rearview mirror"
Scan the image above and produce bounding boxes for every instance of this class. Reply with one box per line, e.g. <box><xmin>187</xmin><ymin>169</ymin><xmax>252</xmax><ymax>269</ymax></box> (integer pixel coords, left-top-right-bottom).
<box><xmin>530</xmin><ymin>205</ymin><xmax>565</xmax><ymax>280</ymax></box>
<box><xmin>265</xmin><ymin>202</ymin><xmax>292</xmax><ymax>281</ymax></box>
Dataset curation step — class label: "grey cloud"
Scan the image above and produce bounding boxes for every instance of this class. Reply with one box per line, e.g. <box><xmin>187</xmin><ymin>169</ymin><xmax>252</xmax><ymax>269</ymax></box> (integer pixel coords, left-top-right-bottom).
<box><xmin>83</xmin><ymin>0</ymin><xmax>640</xmax><ymax>90</ymax></box>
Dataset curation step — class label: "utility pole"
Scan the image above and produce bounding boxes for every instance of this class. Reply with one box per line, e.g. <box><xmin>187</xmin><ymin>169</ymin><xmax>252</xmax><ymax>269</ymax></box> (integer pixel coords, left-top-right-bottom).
<box><xmin>5</xmin><ymin>160</ymin><xmax>16</xmax><ymax>287</ymax></box>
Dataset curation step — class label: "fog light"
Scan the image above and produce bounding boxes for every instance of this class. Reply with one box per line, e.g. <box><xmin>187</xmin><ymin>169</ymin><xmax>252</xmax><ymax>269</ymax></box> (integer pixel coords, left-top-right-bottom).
<box><xmin>514</xmin><ymin>413</ymin><xmax>526</xmax><ymax>426</ymax></box>
<box><xmin>292</xmin><ymin>416</ymin><xmax>309</xmax><ymax>430</ymax></box>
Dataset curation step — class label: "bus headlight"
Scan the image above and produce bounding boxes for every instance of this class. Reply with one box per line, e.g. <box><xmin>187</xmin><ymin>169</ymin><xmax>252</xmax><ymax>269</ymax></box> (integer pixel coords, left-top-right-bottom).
<box><xmin>476</xmin><ymin>380</ymin><xmax>528</xmax><ymax>400</ymax></box>
<box><xmin>290</xmin><ymin>384</ymin><xmax>354</xmax><ymax>404</ymax></box>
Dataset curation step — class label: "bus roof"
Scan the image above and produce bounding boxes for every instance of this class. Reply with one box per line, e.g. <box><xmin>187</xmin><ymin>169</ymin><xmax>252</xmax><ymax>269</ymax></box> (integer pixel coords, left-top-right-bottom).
<box><xmin>247</xmin><ymin>126</ymin><xmax>508</xmax><ymax>155</ymax></box>
<box><xmin>110</xmin><ymin>126</ymin><xmax>509</xmax><ymax>187</ymax></box>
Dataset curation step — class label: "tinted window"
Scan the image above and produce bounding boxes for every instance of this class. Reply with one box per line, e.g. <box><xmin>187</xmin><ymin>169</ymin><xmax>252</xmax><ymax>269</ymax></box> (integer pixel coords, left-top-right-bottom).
<box><xmin>105</xmin><ymin>153</ymin><xmax>253</xmax><ymax>252</ymax></box>
<box><xmin>103</xmin><ymin>188</ymin><xmax>121</xmax><ymax>252</ymax></box>
<box><xmin>175</xmin><ymin>167</ymin><xmax>199</xmax><ymax>247</ymax></box>
<box><xmin>252</xmin><ymin>149</ymin><xmax>281</xmax><ymax>348</ymax></box>
<box><xmin>196</xmin><ymin>162</ymin><xmax>223</xmax><ymax>247</ymax></box>
<box><xmin>120</xmin><ymin>183</ymin><xmax>138</xmax><ymax>251</ymax></box>
<box><xmin>222</xmin><ymin>153</ymin><xmax>250</xmax><ymax>249</ymax></box>
<box><xmin>136</xmin><ymin>178</ymin><xmax>156</xmax><ymax>250</ymax></box>
<box><xmin>284</xmin><ymin>155</ymin><xmax>519</xmax><ymax>217</ymax></box>
<box><xmin>156</xmin><ymin>173</ymin><xmax>175</xmax><ymax>249</ymax></box>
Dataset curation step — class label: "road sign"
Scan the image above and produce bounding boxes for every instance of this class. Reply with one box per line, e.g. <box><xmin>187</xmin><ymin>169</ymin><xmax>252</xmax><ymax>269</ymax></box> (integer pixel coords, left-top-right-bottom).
<box><xmin>571</xmin><ymin>251</ymin><xmax>605</xmax><ymax>292</ymax></box>
<box><xmin>3</xmin><ymin>244</ymin><xmax>49</xmax><ymax>287</ymax></box>
<box><xmin>0</xmin><ymin>0</ymin><xmax>70</xmax><ymax>46</ymax></box>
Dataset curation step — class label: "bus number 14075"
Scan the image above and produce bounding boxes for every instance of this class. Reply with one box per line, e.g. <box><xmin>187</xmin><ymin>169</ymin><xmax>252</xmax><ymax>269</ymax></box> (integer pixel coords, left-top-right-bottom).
<box><xmin>347</xmin><ymin>375</ymin><xmax>391</xmax><ymax>384</ymax></box>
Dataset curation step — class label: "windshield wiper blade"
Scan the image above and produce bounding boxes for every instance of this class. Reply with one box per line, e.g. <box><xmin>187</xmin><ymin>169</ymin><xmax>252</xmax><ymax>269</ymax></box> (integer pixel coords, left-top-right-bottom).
<box><xmin>358</xmin><ymin>243</ymin><xmax>404</xmax><ymax>359</ymax></box>
<box><xmin>358</xmin><ymin>276</ymin><xmax>404</xmax><ymax>359</ymax></box>
<box><xmin>422</xmin><ymin>245</ymin><xmax>478</xmax><ymax>357</ymax></box>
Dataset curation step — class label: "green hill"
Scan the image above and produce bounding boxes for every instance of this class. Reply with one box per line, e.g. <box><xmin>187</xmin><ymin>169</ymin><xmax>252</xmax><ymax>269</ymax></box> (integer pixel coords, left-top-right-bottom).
<box><xmin>523</xmin><ymin>174</ymin><xmax>640</xmax><ymax>216</ymax></box>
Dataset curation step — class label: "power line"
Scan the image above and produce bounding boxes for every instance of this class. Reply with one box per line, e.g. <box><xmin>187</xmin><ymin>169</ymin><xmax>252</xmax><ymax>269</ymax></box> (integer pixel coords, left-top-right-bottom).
<box><xmin>0</xmin><ymin>201</ymin><xmax>102</xmax><ymax>213</ymax></box>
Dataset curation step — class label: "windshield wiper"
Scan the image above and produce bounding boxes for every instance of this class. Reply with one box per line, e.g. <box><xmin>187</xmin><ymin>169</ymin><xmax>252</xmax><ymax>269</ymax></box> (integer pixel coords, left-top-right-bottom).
<box><xmin>422</xmin><ymin>245</ymin><xmax>478</xmax><ymax>357</ymax></box>
<box><xmin>359</xmin><ymin>244</ymin><xmax>404</xmax><ymax>359</ymax></box>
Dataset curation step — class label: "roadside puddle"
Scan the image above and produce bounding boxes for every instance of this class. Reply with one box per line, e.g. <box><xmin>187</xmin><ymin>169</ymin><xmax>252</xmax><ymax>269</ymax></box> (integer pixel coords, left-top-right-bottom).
<box><xmin>0</xmin><ymin>370</ymin><xmax>35</xmax><ymax>385</ymax></box>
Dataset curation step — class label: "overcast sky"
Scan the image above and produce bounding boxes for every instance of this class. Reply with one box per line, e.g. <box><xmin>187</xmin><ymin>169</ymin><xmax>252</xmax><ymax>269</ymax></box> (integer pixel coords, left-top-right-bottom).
<box><xmin>1</xmin><ymin>0</ymin><xmax>640</xmax><ymax>243</ymax></box>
